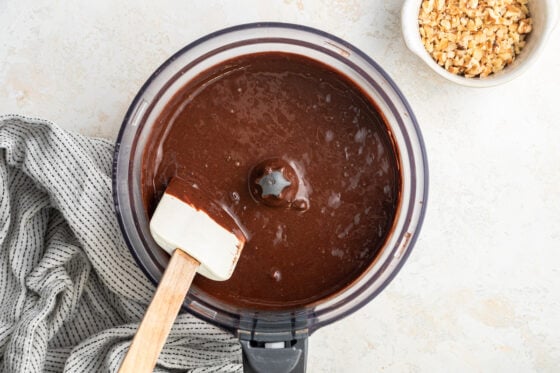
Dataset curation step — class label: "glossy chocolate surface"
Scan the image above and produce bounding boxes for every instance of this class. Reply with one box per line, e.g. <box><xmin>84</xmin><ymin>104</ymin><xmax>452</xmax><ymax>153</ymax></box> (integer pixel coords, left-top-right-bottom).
<box><xmin>142</xmin><ymin>52</ymin><xmax>401</xmax><ymax>309</ymax></box>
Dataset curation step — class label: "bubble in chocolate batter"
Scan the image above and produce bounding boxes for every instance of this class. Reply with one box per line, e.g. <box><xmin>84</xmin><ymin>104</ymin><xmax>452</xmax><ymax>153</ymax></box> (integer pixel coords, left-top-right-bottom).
<box><xmin>271</xmin><ymin>268</ymin><xmax>282</xmax><ymax>282</ymax></box>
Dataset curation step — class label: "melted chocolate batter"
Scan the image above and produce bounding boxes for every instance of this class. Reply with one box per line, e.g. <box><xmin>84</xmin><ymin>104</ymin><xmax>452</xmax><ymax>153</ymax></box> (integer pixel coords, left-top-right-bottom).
<box><xmin>142</xmin><ymin>52</ymin><xmax>401</xmax><ymax>309</ymax></box>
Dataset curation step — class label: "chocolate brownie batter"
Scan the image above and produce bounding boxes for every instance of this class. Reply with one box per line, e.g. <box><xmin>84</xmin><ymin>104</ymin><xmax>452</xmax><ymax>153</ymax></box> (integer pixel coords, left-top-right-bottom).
<box><xmin>142</xmin><ymin>52</ymin><xmax>401</xmax><ymax>309</ymax></box>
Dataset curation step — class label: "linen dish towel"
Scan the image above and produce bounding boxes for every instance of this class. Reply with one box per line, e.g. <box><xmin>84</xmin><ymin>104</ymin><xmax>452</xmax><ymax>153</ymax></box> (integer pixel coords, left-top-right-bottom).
<box><xmin>0</xmin><ymin>115</ymin><xmax>242</xmax><ymax>372</ymax></box>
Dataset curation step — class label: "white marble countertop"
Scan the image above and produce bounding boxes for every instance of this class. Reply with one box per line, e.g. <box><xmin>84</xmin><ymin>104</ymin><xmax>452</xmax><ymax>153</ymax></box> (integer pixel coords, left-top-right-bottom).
<box><xmin>2</xmin><ymin>0</ymin><xmax>559</xmax><ymax>371</ymax></box>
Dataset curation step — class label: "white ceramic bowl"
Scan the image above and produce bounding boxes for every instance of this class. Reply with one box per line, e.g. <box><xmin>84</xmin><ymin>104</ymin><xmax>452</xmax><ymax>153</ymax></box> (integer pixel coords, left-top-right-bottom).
<box><xmin>401</xmin><ymin>0</ymin><xmax>559</xmax><ymax>87</ymax></box>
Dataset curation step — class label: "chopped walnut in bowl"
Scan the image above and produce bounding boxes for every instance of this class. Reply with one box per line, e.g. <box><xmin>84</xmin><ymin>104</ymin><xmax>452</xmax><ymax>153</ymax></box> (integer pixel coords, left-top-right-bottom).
<box><xmin>402</xmin><ymin>0</ymin><xmax>559</xmax><ymax>87</ymax></box>
<box><xmin>419</xmin><ymin>0</ymin><xmax>532</xmax><ymax>78</ymax></box>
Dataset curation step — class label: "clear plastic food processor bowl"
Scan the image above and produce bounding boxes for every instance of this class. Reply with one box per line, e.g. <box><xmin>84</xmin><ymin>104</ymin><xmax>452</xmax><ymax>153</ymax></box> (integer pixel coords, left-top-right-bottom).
<box><xmin>112</xmin><ymin>23</ymin><xmax>428</xmax><ymax>372</ymax></box>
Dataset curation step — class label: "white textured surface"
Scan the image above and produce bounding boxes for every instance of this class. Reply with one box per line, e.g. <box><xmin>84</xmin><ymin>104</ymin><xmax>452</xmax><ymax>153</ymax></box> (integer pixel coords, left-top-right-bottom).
<box><xmin>1</xmin><ymin>0</ymin><xmax>559</xmax><ymax>372</ymax></box>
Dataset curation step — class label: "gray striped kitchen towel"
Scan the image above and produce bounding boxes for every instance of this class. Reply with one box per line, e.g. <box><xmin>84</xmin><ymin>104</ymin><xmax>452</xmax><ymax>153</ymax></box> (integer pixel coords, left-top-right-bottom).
<box><xmin>0</xmin><ymin>115</ymin><xmax>242</xmax><ymax>372</ymax></box>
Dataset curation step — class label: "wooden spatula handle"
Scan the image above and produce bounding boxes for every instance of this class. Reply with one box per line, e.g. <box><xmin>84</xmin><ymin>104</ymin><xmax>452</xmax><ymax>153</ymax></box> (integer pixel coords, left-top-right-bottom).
<box><xmin>119</xmin><ymin>250</ymin><xmax>200</xmax><ymax>373</ymax></box>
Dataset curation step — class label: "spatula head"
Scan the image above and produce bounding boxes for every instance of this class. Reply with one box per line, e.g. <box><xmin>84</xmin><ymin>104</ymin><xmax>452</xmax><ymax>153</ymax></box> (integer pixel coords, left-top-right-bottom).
<box><xmin>149</xmin><ymin>178</ymin><xmax>246</xmax><ymax>281</ymax></box>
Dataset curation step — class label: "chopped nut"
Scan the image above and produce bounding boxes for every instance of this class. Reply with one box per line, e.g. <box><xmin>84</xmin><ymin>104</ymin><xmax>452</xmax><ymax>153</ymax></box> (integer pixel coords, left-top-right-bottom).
<box><xmin>472</xmin><ymin>48</ymin><xmax>483</xmax><ymax>61</ymax></box>
<box><xmin>518</xmin><ymin>18</ymin><xmax>532</xmax><ymax>33</ymax></box>
<box><xmin>422</xmin><ymin>0</ymin><xmax>434</xmax><ymax>12</ymax></box>
<box><xmin>418</xmin><ymin>0</ymin><xmax>532</xmax><ymax>78</ymax></box>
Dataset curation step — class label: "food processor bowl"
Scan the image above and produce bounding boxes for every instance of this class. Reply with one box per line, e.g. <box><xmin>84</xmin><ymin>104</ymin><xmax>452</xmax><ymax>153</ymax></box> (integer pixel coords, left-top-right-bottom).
<box><xmin>113</xmin><ymin>22</ymin><xmax>428</xmax><ymax>372</ymax></box>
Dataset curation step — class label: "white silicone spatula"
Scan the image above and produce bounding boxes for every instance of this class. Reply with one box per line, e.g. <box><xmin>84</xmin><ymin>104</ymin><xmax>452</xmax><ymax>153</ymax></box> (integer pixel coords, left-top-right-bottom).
<box><xmin>118</xmin><ymin>178</ymin><xmax>245</xmax><ymax>373</ymax></box>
